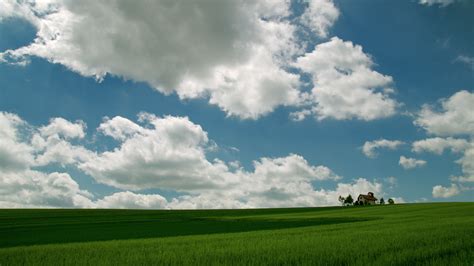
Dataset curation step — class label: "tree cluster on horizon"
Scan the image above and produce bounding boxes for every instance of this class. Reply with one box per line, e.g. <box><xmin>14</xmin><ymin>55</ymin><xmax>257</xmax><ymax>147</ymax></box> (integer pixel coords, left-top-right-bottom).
<box><xmin>338</xmin><ymin>195</ymin><xmax>395</xmax><ymax>206</ymax></box>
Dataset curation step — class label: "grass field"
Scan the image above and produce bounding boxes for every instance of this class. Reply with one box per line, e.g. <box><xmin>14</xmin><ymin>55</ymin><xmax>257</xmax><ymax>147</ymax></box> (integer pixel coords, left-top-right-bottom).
<box><xmin>0</xmin><ymin>203</ymin><xmax>472</xmax><ymax>265</ymax></box>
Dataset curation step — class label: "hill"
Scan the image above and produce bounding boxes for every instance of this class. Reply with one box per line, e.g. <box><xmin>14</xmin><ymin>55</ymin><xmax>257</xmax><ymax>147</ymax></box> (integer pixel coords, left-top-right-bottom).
<box><xmin>0</xmin><ymin>203</ymin><xmax>473</xmax><ymax>265</ymax></box>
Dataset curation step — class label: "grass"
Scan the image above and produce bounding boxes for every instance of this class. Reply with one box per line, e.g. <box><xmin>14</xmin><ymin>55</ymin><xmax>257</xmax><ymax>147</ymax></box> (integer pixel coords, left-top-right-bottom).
<box><xmin>0</xmin><ymin>202</ymin><xmax>472</xmax><ymax>265</ymax></box>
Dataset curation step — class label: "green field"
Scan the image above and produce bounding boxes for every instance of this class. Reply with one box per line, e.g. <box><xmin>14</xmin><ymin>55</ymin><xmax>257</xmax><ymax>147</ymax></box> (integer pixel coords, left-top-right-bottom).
<box><xmin>0</xmin><ymin>203</ymin><xmax>473</xmax><ymax>265</ymax></box>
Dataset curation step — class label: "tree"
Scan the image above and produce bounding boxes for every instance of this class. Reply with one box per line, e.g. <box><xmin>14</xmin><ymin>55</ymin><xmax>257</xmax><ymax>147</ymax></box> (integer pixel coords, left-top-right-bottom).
<box><xmin>344</xmin><ymin>194</ymin><xmax>354</xmax><ymax>206</ymax></box>
<box><xmin>338</xmin><ymin>196</ymin><xmax>345</xmax><ymax>206</ymax></box>
<box><xmin>388</xmin><ymin>198</ymin><xmax>395</xmax><ymax>205</ymax></box>
<box><xmin>379</xmin><ymin>198</ymin><xmax>385</xmax><ymax>205</ymax></box>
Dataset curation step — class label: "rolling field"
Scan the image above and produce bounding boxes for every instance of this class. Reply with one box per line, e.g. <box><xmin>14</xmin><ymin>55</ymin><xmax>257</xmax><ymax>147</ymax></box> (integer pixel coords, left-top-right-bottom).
<box><xmin>0</xmin><ymin>203</ymin><xmax>473</xmax><ymax>265</ymax></box>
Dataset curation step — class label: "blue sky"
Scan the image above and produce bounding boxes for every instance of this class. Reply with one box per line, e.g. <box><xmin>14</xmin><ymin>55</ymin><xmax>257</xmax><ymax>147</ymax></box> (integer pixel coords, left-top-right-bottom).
<box><xmin>0</xmin><ymin>0</ymin><xmax>472</xmax><ymax>208</ymax></box>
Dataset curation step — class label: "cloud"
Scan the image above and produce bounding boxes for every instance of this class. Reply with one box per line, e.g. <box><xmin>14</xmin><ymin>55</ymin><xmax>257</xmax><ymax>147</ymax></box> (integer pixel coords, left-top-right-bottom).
<box><xmin>78</xmin><ymin>113</ymin><xmax>364</xmax><ymax>209</ymax></box>
<box><xmin>419</xmin><ymin>0</ymin><xmax>456</xmax><ymax>6</ymax></box>
<box><xmin>0</xmin><ymin>1</ymin><xmax>403</xmax><ymax>123</ymax></box>
<box><xmin>80</xmin><ymin>114</ymin><xmax>342</xmax><ymax>194</ymax></box>
<box><xmin>39</xmin><ymin>117</ymin><xmax>86</xmax><ymax>139</ymax></box>
<box><xmin>167</xmin><ymin>177</ymin><xmax>383</xmax><ymax>209</ymax></box>
<box><xmin>399</xmin><ymin>156</ymin><xmax>427</xmax><ymax>169</ymax></box>
<box><xmin>456</xmin><ymin>55</ymin><xmax>474</xmax><ymax>71</ymax></box>
<box><xmin>300</xmin><ymin>0</ymin><xmax>339</xmax><ymax>38</ymax></box>
<box><xmin>452</xmin><ymin>142</ymin><xmax>474</xmax><ymax>183</ymax></box>
<box><xmin>189</xmin><ymin>44</ymin><xmax>302</xmax><ymax>119</ymax></box>
<box><xmin>167</xmin><ymin>193</ymin><xmax>248</xmax><ymax>209</ymax></box>
<box><xmin>414</xmin><ymin>142</ymin><xmax>474</xmax><ymax>186</ymax></box>
<box><xmin>0</xmin><ymin>170</ymin><xmax>94</xmax><ymax>208</ymax></box>
<box><xmin>432</xmin><ymin>184</ymin><xmax>460</xmax><ymax>198</ymax></box>
<box><xmin>29</xmin><ymin>118</ymin><xmax>94</xmax><ymax>167</ymax></box>
<box><xmin>329</xmin><ymin>178</ymin><xmax>383</xmax><ymax>201</ymax></box>
<box><xmin>295</xmin><ymin>37</ymin><xmax>399</xmax><ymax>121</ymax></box>
<box><xmin>0</xmin><ymin>111</ymin><xmax>399</xmax><ymax>209</ymax></box>
<box><xmin>160</xmin><ymin>153</ymin><xmax>345</xmax><ymax>208</ymax></box>
<box><xmin>0</xmin><ymin>111</ymin><xmax>26</xmax><ymax>139</ymax></box>
<box><xmin>95</xmin><ymin>191</ymin><xmax>168</xmax><ymax>209</ymax></box>
<box><xmin>412</xmin><ymin>137</ymin><xmax>469</xmax><ymax>155</ymax></box>
<box><xmin>0</xmin><ymin>112</ymin><xmax>94</xmax><ymax>208</ymax></box>
<box><xmin>251</xmin><ymin>154</ymin><xmax>341</xmax><ymax>182</ymax></box>
<box><xmin>79</xmin><ymin>114</ymin><xmax>238</xmax><ymax>191</ymax></box>
<box><xmin>0</xmin><ymin>0</ymin><xmax>52</xmax><ymax>24</ymax></box>
<box><xmin>414</xmin><ymin>90</ymin><xmax>474</xmax><ymax>137</ymax></box>
<box><xmin>389</xmin><ymin>197</ymin><xmax>406</xmax><ymax>204</ymax></box>
<box><xmin>362</xmin><ymin>139</ymin><xmax>404</xmax><ymax>158</ymax></box>
<box><xmin>0</xmin><ymin>0</ymin><xmax>313</xmax><ymax>120</ymax></box>
<box><xmin>33</xmin><ymin>137</ymin><xmax>94</xmax><ymax>167</ymax></box>
<box><xmin>289</xmin><ymin>109</ymin><xmax>312</xmax><ymax>121</ymax></box>
<box><xmin>246</xmin><ymin>177</ymin><xmax>382</xmax><ymax>208</ymax></box>
<box><xmin>413</xmin><ymin>90</ymin><xmax>474</xmax><ymax>184</ymax></box>
<box><xmin>98</xmin><ymin>116</ymin><xmax>144</xmax><ymax>141</ymax></box>
<box><xmin>0</xmin><ymin>112</ymin><xmax>34</xmax><ymax>172</ymax></box>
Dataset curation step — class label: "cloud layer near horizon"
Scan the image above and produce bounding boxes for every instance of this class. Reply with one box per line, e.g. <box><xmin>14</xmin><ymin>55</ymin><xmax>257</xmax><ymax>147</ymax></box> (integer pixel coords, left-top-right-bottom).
<box><xmin>0</xmin><ymin>111</ymin><xmax>392</xmax><ymax>209</ymax></box>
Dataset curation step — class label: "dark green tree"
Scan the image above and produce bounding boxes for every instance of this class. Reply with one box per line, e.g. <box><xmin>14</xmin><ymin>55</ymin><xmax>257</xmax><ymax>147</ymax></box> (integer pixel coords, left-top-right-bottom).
<box><xmin>338</xmin><ymin>196</ymin><xmax>345</xmax><ymax>206</ymax></box>
<box><xmin>379</xmin><ymin>198</ymin><xmax>385</xmax><ymax>205</ymax></box>
<box><xmin>388</xmin><ymin>198</ymin><xmax>395</xmax><ymax>205</ymax></box>
<box><xmin>344</xmin><ymin>194</ymin><xmax>354</xmax><ymax>206</ymax></box>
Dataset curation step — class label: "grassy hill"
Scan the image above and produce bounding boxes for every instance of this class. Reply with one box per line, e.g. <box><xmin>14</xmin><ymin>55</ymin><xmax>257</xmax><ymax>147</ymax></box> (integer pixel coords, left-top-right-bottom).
<box><xmin>0</xmin><ymin>203</ymin><xmax>473</xmax><ymax>265</ymax></box>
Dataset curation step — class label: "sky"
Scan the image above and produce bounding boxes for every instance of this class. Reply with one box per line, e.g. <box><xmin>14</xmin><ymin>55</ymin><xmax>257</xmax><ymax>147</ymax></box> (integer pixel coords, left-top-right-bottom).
<box><xmin>0</xmin><ymin>0</ymin><xmax>472</xmax><ymax>209</ymax></box>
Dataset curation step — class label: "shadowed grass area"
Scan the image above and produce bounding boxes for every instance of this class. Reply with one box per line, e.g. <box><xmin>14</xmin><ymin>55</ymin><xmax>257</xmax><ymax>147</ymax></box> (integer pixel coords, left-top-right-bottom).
<box><xmin>0</xmin><ymin>203</ymin><xmax>473</xmax><ymax>265</ymax></box>
<box><xmin>0</xmin><ymin>208</ymin><xmax>371</xmax><ymax>247</ymax></box>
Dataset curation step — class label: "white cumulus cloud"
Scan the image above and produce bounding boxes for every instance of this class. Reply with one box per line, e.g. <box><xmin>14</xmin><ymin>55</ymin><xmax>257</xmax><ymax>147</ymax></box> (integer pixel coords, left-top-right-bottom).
<box><xmin>39</xmin><ymin>117</ymin><xmax>86</xmax><ymax>139</ymax></box>
<box><xmin>452</xmin><ymin>142</ymin><xmax>474</xmax><ymax>183</ymax></box>
<box><xmin>399</xmin><ymin>156</ymin><xmax>427</xmax><ymax>170</ymax></box>
<box><xmin>300</xmin><ymin>0</ymin><xmax>339</xmax><ymax>38</ymax></box>
<box><xmin>0</xmin><ymin>112</ymin><xmax>94</xmax><ymax>208</ymax></box>
<box><xmin>362</xmin><ymin>139</ymin><xmax>404</xmax><ymax>158</ymax></box>
<box><xmin>0</xmin><ymin>112</ymin><xmax>34</xmax><ymax>172</ymax></box>
<box><xmin>79</xmin><ymin>114</ymin><xmax>343</xmax><ymax>195</ymax></box>
<box><xmin>414</xmin><ymin>90</ymin><xmax>474</xmax><ymax>137</ymax></box>
<box><xmin>98</xmin><ymin>116</ymin><xmax>144</xmax><ymax>141</ymax></box>
<box><xmin>295</xmin><ymin>37</ymin><xmax>399</xmax><ymax>121</ymax></box>
<box><xmin>95</xmin><ymin>191</ymin><xmax>168</xmax><ymax>209</ymax></box>
<box><xmin>0</xmin><ymin>0</ymin><xmax>310</xmax><ymax>120</ymax></box>
<box><xmin>413</xmin><ymin>90</ymin><xmax>474</xmax><ymax>184</ymax></box>
<box><xmin>0</xmin><ymin>1</ymin><xmax>404</xmax><ymax>123</ymax></box>
<box><xmin>412</xmin><ymin>137</ymin><xmax>470</xmax><ymax>155</ymax></box>
<box><xmin>432</xmin><ymin>184</ymin><xmax>460</xmax><ymax>198</ymax></box>
<box><xmin>0</xmin><ymin>170</ymin><xmax>94</xmax><ymax>208</ymax></box>
<box><xmin>79</xmin><ymin>114</ymin><xmax>238</xmax><ymax>191</ymax></box>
